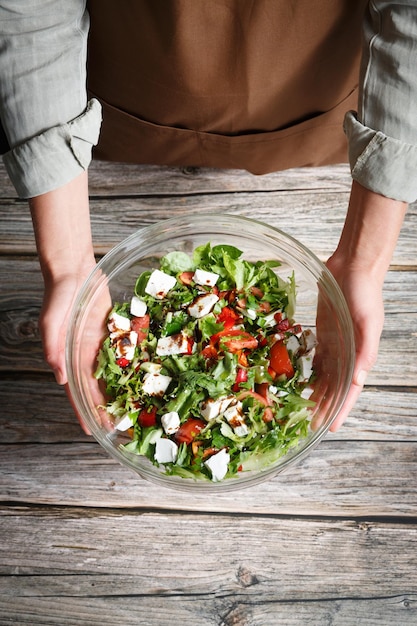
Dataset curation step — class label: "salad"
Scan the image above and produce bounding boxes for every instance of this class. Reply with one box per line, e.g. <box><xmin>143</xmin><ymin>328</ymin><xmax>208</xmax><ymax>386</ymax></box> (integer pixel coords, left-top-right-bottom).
<box><xmin>94</xmin><ymin>243</ymin><xmax>317</xmax><ymax>482</ymax></box>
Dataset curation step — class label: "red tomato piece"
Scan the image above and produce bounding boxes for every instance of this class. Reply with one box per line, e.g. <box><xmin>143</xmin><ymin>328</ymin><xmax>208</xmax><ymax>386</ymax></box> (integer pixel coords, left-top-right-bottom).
<box><xmin>232</xmin><ymin>367</ymin><xmax>248</xmax><ymax>391</ymax></box>
<box><xmin>216</xmin><ymin>306</ymin><xmax>240</xmax><ymax>330</ymax></box>
<box><xmin>131</xmin><ymin>313</ymin><xmax>150</xmax><ymax>345</ymax></box>
<box><xmin>250</xmin><ymin>286</ymin><xmax>264</xmax><ymax>298</ymax></box>
<box><xmin>276</xmin><ymin>318</ymin><xmax>291</xmax><ymax>332</ymax></box>
<box><xmin>201</xmin><ymin>345</ymin><xmax>218</xmax><ymax>360</ymax></box>
<box><xmin>178</xmin><ymin>271</ymin><xmax>195</xmax><ymax>285</ymax></box>
<box><xmin>211</xmin><ymin>329</ymin><xmax>258</xmax><ymax>353</ymax></box>
<box><xmin>255</xmin><ymin>382</ymin><xmax>272</xmax><ymax>404</ymax></box>
<box><xmin>262</xmin><ymin>407</ymin><xmax>274</xmax><ymax>423</ymax></box>
<box><xmin>116</xmin><ymin>357</ymin><xmax>130</xmax><ymax>368</ymax></box>
<box><xmin>222</xmin><ymin>332</ymin><xmax>258</xmax><ymax>353</ymax></box>
<box><xmin>174</xmin><ymin>418</ymin><xmax>206</xmax><ymax>445</ymax></box>
<box><xmin>269</xmin><ymin>341</ymin><xmax>294</xmax><ymax>378</ymax></box>
<box><xmin>138</xmin><ymin>405</ymin><xmax>158</xmax><ymax>428</ymax></box>
<box><xmin>237</xmin><ymin>350</ymin><xmax>248</xmax><ymax>367</ymax></box>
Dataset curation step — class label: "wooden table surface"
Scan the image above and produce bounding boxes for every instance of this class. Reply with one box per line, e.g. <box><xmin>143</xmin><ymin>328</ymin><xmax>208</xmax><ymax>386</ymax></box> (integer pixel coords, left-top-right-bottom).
<box><xmin>1</xmin><ymin>160</ymin><xmax>416</xmax><ymax>625</ymax></box>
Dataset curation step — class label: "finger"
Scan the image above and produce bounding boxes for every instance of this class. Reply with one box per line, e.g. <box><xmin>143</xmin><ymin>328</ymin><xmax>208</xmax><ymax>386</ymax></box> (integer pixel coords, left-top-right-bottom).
<box><xmin>64</xmin><ymin>383</ymin><xmax>92</xmax><ymax>435</ymax></box>
<box><xmin>329</xmin><ymin>322</ymin><xmax>380</xmax><ymax>432</ymax></box>
<box><xmin>329</xmin><ymin>379</ymin><xmax>363</xmax><ymax>432</ymax></box>
<box><xmin>39</xmin><ymin>307</ymin><xmax>68</xmax><ymax>385</ymax></box>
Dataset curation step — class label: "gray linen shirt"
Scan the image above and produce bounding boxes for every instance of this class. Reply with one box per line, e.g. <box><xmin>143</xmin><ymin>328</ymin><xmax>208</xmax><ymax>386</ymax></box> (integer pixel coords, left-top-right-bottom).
<box><xmin>1</xmin><ymin>0</ymin><xmax>416</xmax><ymax>202</ymax></box>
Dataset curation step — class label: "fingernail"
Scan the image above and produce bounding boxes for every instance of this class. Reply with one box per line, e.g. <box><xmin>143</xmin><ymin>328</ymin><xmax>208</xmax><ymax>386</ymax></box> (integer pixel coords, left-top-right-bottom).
<box><xmin>355</xmin><ymin>369</ymin><xmax>367</xmax><ymax>387</ymax></box>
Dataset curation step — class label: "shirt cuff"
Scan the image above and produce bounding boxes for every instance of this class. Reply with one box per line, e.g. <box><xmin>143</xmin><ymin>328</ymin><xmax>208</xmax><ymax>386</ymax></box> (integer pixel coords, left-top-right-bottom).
<box><xmin>344</xmin><ymin>110</ymin><xmax>417</xmax><ymax>203</ymax></box>
<box><xmin>2</xmin><ymin>98</ymin><xmax>102</xmax><ymax>199</ymax></box>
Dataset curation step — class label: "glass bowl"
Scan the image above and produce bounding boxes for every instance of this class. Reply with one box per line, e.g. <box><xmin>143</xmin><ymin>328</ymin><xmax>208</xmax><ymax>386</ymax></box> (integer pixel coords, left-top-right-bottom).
<box><xmin>66</xmin><ymin>214</ymin><xmax>354</xmax><ymax>492</ymax></box>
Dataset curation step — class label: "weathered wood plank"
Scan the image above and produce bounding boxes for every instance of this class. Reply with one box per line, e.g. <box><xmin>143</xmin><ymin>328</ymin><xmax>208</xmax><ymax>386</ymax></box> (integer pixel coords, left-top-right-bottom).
<box><xmin>1</xmin><ymin>508</ymin><xmax>417</xmax><ymax>609</ymax></box>
<box><xmin>87</xmin><ymin>161</ymin><xmax>355</xmax><ymax>195</ymax></box>
<box><xmin>1</xmin><ymin>378</ymin><xmax>416</xmax><ymax>444</ymax></box>
<box><xmin>0</xmin><ymin>161</ymin><xmax>354</xmax><ymax>199</ymax></box>
<box><xmin>1</xmin><ymin>194</ymin><xmax>416</xmax><ymax>266</ymax></box>
<box><xmin>1</xmin><ymin>439</ymin><xmax>416</xmax><ymax>516</ymax></box>
<box><xmin>0</xmin><ymin>584</ymin><xmax>415</xmax><ymax>626</ymax></box>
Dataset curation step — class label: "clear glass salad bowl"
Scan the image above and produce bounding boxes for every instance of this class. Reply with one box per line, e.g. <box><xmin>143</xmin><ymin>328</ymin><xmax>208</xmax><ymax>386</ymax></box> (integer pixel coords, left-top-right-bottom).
<box><xmin>66</xmin><ymin>214</ymin><xmax>354</xmax><ymax>492</ymax></box>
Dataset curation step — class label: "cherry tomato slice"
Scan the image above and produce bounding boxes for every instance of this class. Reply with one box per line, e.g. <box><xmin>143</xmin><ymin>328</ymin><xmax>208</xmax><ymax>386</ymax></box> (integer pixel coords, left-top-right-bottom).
<box><xmin>174</xmin><ymin>418</ymin><xmax>206</xmax><ymax>445</ymax></box>
<box><xmin>269</xmin><ymin>341</ymin><xmax>294</xmax><ymax>378</ymax></box>
<box><xmin>138</xmin><ymin>405</ymin><xmax>158</xmax><ymax>428</ymax></box>
<box><xmin>131</xmin><ymin>313</ymin><xmax>150</xmax><ymax>344</ymax></box>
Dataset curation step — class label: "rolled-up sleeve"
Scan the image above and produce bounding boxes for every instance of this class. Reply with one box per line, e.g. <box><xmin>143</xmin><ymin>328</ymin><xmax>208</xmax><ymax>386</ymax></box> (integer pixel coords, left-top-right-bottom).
<box><xmin>0</xmin><ymin>0</ymin><xmax>102</xmax><ymax>198</ymax></box>
<box><xmin>344</xmin><ymin>0</ymin><xmax>417</xmax><ymax>203</ymax></box>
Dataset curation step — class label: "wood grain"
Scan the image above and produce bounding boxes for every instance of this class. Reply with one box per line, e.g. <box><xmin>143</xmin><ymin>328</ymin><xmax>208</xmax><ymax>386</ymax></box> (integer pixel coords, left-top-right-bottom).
<box><xmin>1</xmin><ymin>507</ymin><xmax>417</xmax><ymax>626</ymax></box>
<box><xmin>1</xmin><ymin>159</ymin><xmax>416</xmax><ymax>625</ymax></box>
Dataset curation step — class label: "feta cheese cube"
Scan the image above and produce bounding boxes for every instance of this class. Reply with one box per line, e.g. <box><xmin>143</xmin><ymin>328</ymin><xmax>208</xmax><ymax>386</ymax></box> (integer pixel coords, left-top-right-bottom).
<box><xmin>161</xmin><ymin>411</ymin><xmax>181</xmax><ymax>435</ymax></box>
<box><xmin>156</xmin><ymin>331</ymin><xmax>190</xmax><ymax>356</ymax></box>
<box><xmin>300</xmin><ymin>329</ymin><xmax>317</xmax><ymax>353</ymax></box>
<box><xmin>115</xmin><ymin>414</ymin><xmax>134</xmax><ymax>431</ymax></box>
<box><xmin>286</xmin><ymin>334</ymin><xmax>300</xmax><ymax>356</ymax></box>
<box><xmin>154</xmin><ymin>438</ymin><xmax>179</xmax><ymax>464</ymax></box>
<box><xmin>224</xmin><ymin>402</ymin><xmax>248</xmax><ymax>437</ymax></box>
<box><xmin>142</xmin><ymin>372</ymin><xmax>172</xmax><ymax>396</ymax></box>
<box><xmin>188</xmin><ymin>293</ymin><xmax>219</xmax><ymax>318</ymax></box>
<box><xmin>130</xmin><ymin>295</ymin><xmax>147</xmax><ymax>317</ymax></box>
<box><xmin>108</xmin><ymin>312</ymin><xmax>131</xmax><ymax>332</ymax></box>
<box><xmin>145</xmin><ymin>269</ymin><xmax>177</xmax><ymax>299</ymax></box>
<box><xmin>204</xmin><ymin>448</ymin><xmax>230</xmax><ymax>482</ymax></box>
<box><xmin>300</xmin><ymin>386</ymin><xmax>314</xmax><ymax>400</ymax></box>
<box><xmin>297</xmin><ymin>353</ymin><xmax>314</xmax><ymax>382</ymax></box>
<box><xmin>114</xmin><ymin>330</ymin><xmax>138</xmax><ymax>361</ymax></box>
<box><xmin>200</xmin><ymin>396</ymin><xmax>234</xmax><ymax>421</ymax></box>
<box><xmin>193</xmin><ymin>268</ymin><xmax>219</xmax><ymax>287</ymax></box>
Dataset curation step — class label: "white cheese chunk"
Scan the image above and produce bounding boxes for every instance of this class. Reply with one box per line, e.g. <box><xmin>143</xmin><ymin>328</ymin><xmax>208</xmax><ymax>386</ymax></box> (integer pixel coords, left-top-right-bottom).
<box><xmin>130</xmin><ymin>295</ymin><xmax>147</xmax><ymax>317</ymax></box>
<box><xmin>286</xmin><ymin>334</ymin><xmax>300</xmax><ymax>356</ymax></box>
<box><xmin>114</xmin><ymin>330</ymin><xmax>138</xmax><ymax>361</ymax></box>
<box><xmin>145</xmin><ymin>269</ymin><xmax>177</xmax><ymax>299</ymax></box>
<box><xmin>115</xmin><ymin>414</ymin><xmax>134</xmax><ymax>431</ymax></box>
<box><xmin>161</xmin><ymin>411</ymin><xmax>181</xmax><ymax>435</ymax></box>
<box><xmin>142</xmin><ymin>372</ymin><xmax>172</xmax><ymax>396</ymax></box>
<box><xmin>300</xmin><ymin>328</ymin><xmax>317</xmax><ymax>353</ymax></box>
<box><xmin>243</xmin><ymin>308</ymin><xmax>257</xmax><ymax>320</ymax></box>
<box><xmin>193</xmin><ymin>268</ymin><xmax>219</xmax><ymax>287</ymax></box>
<box><xmin>297</xmin><ymin>353</ymin><xmax>315</xmax><ymax>382</ymax></box>
<box><xmin>200</xmin><ymin>396</ymin><xmax>234</xmax><ymax>421</ymax></box>
<box><xmin>224</xmin><ymin>402</ymin><xmax>248</xmax><ymax>437</ymax></box>
<box><xmin>204</xmin><ymin>448</ymin><xmax>230</xmax><ymax>482</ymax></box>
<box><xmin>156</xmin><ymin>331</ymin><xmax>190</xmax><ymax>356</ymax></box>
<box><xmin>154</xmin><ymin>438</ymin><xmax>178</xmax><ymax>464</ymax></box>
<box><xmin>300</xmin><ymin>386</ymin><xmax>314</xmax><ymax>400</ymax></box>
<box><xmin>108</xmin><ymin>312</ymin><xmax>131</xmax><ymax>332</ymax></box>
<box><xmin>188</xmin><ymin>293</ymin><xmax>219</xmax><ymax>318</ymax></box>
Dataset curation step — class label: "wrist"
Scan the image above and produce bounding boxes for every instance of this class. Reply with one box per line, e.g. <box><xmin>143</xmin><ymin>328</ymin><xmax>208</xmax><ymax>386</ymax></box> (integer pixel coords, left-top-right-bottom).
<box><xmin>29</xmin><ymin>171</ymin><xmax>95</xmax><ymax>282</ymax></box>
<box><xmin>331</xmin><ymin>181</ymin><xmax>407</xmax><ymax>281</ymax></box>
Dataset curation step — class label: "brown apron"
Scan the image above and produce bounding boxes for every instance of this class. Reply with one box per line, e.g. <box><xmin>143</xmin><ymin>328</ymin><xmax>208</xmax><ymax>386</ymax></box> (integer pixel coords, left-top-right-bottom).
<box><xmin>86</xmin><ymin>0</ymin><xmax>367</xmax><ymax>174</ymax></box>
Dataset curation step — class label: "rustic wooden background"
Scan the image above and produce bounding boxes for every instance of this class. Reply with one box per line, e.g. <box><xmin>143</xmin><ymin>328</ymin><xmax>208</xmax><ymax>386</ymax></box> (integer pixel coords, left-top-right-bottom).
<box><xmin>0</xmin><ymin>160</ymin><xmax>416</xmax><ymax>625</ymax></box>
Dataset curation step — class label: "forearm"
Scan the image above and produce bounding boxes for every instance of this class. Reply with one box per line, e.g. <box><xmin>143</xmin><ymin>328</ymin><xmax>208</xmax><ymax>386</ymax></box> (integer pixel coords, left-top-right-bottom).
<box><xmin>29</xmin><ymin>171</ymin><xmax>96</xmax><ymax>386</ymax></box>
<box><xmin>325</xmin><ymin>181</ymin><xmax>407</xmax><ymax>430</ymax></box>
<box><xmin>29</xmin><ymin>171</ymin><xmax>95</xmax><ymax>282</ymax></box>
<box><xmin>330</xmin><ymin>181</ymin><xmax>407</xmax><ymax>281</ymax></box>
